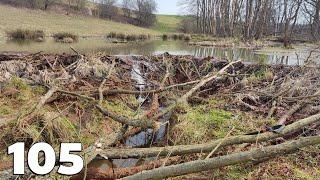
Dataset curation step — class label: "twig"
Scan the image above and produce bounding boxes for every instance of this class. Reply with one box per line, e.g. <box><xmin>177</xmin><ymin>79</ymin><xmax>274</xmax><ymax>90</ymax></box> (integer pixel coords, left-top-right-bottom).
<box><xmin>205</xmin><ymin>126</ymin><xmax>234</xmax><ymax>159</ymax></box>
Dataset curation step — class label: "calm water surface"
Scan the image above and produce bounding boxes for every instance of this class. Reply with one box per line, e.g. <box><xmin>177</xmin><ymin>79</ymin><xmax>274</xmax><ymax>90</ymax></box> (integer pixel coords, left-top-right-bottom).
<box><xmin>0</xmin><ymin>38</ymin><xmax>315</xmax><ymax>65</ymax></box>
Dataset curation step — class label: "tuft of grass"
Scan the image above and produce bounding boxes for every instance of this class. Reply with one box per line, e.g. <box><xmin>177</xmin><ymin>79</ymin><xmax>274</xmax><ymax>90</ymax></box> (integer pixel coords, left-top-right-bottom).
<box><xmin>53</xmin><ymin>32</ymin><xmax>78</xmax><ymax>43</ymax></box>
<box><xmin>4</xmin><ymin>76</ymin><xmax>33</xmax><ymax>102</ymax></box>
<box><xmin>247</xmin><ymin>67</ymin><xmax>274</xmax><ymax>84</ymax></box>
<box><xmin>6</xmin><ymin>76</ymin><xmax>29</xmax><ymax>90</ymax></box>
<box><xmin>102</xmin><ymin>98</ymin><xmax>136</xmax><ymax>118</ymax></box>
<box><xmin>173</xmin><ymin>101</ymin><xmax>233</xmax><ymax>143</ymax></box>
<box><xmin>293</xmin><ymin>168</ymin><xmax>314</xmax><ymax>180</ymax></box>
<box><xmin>0</xmin><ymin>105</ymin><xmax>13</xmax><ymax>116</ymax></box>
<box><xmin>6</xmin><ymin>29</ymin><xmax>45</xmax><ymax>42</ymax></box>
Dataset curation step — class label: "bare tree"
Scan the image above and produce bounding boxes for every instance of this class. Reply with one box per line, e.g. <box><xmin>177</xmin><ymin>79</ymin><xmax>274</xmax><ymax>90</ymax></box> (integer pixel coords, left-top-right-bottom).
<box><xmin>133</xmin><ymin>0</ymin><xmax>157</xmax><ymax>27</ymax></box>
<box><xmin>43</xmin><ymin>0</ymin><xmax>58</xmax><ymax>10</ymax></box>
<box><xmin>179</xmin><ymin>0</ymin><xmax>317</xmax><ymax>43</ymax></box>
<box><xmin>122</xmin><ymin>0</ymin><xmax>133</xmax><ymax>18</ymax></box>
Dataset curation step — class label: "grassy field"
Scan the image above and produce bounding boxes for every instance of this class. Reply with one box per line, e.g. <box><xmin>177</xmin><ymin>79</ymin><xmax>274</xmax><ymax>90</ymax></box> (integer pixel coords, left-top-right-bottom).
<box><xmin>0</xmin><ymin>4</ymin><xmax>160</xmax><ymax>39</ymax></box>
<box><xmin>152</xmin><ymin>15</ymin><xmax>184</xmax><ymax>33</ymax></box>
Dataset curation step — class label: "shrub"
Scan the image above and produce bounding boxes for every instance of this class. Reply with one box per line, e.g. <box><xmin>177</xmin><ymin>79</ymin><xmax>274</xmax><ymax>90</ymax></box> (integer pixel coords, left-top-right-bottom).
<box><xmin>6</xmin><ymin>29</ymin><xmax>45</xmax><ymax>42</ymax></box>
<box><xmin>125</xmin><ymin>34</ymin><xmax>137</xmax><ymax>41</ymax></box>
<box><xmin>53</xmin><ymin>32</ymin><xmax>78</xmax><ymax>43</ymax></box>
<box><xmin>178</xmin><ymin>34</ymin><xmax>185</xmax><ymax>40</ymax></box>
<box><xmin>107</xmin><ymin>32</ymin><xmax>117</xmax><ymax>38</ymax></box>
<box><xmin>115</xmin><ymin>33</ymin><xmax>126</xmax><ymax>40</ymax></box>
<box><xmin>162</xmin><ymin>34</ymin><xmax>168</xmax><ymax>41</ymax></box>
<box><xmin>138</xmin><ymin>34</ymin><xmax>149</xmax><ymax>40</ymax></box>
<box><xmin>184</xmin><ymin>34</ymin><xmax>191</xmax><ymax>41</ymax></box>
<box><xmin>172</xmin><ymin>34</ymin><xmax>179</xmax><ymax>40</ymax></box>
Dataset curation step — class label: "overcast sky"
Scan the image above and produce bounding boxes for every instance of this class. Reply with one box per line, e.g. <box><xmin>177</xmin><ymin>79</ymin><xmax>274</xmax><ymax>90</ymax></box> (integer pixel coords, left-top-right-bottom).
<box><xmin>156</xmin><ymin>0</ymin><xmax>180</xmax><ymax>15</ymax></box>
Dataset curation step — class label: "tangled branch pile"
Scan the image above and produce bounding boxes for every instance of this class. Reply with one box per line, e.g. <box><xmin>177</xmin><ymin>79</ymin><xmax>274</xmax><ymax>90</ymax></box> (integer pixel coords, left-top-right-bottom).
<box><xmin>0</xmin><ymin>51</ymin><xmax>319</xmax><ymax>179</ymax></box>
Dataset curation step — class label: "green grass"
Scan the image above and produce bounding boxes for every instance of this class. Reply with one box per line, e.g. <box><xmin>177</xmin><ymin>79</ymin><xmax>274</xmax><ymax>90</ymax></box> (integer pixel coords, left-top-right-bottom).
<box><xmin>153</xmin><ymin>15</ymin><xmax>184</xmax><ymax>33</ymax></box>
<box><xmin>0</xmin><ymin>4</ymin><xmax>160</xmax><ymax>39</ymax></box>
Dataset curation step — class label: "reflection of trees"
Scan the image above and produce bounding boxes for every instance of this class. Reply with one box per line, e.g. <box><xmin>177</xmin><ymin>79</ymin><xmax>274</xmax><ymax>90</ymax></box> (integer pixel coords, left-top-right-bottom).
<box><xmin>95</xmin><ymin>41</ymin><xmax>157</xmax><ymax>55</ymax></box>
<box><xmin>193</xmin><ymin>46</ymin><xmax>258</xmax><ymax>61</ymax></box>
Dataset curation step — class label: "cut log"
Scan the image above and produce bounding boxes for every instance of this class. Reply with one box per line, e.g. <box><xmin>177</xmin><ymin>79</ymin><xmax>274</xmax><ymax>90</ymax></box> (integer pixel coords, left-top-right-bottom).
<box><xmin>122</xmin><ymin>136</ymin><xmax>320</xmax><ymax>180</ymax></box>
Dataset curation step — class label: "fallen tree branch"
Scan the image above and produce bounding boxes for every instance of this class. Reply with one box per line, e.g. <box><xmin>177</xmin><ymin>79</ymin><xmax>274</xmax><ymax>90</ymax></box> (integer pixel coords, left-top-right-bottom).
<box><xmin>101</xmin><ymin>80</ymin><xmax>199</xmax><ymax>95</ymax></box>
<box><xmin>95</xmin><ymin>105</ymin><xmax>160</xmax><ymax>129</ymax></box>
<box><xmin>122</xmin><ymin>136</ymin><xmax>320</xmax><ymax>180</ymax></box>
<box><xmin>278</xmin><ymin>89</ymin><xmax>320</xmax><ymax>125</ymax></box>
<box><xmin>99</xmin><ymin>113</ymin><xmax>320</xmax><ymax>159</ymax></box>
<box><xmin>56</xmin><ymin>89</ymin><xmax>161</xmax><ymax>129</ymax></box>
<box><xmin>71</xmin><ymin>157</ymin><xmax>181</xmax><ymax>180</ymax></box>
<box><xmin>278</xmin><ymin>102</ymin><xmax>305</xmax><ymax>125</ymax></box>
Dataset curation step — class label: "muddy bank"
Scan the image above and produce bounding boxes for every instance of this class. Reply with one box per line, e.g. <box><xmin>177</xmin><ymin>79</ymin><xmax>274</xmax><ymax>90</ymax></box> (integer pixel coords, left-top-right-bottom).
<box><xmin>0</xmin><ymin>52</ymin><xmax>319</xmax><ymax>179</ymax></box>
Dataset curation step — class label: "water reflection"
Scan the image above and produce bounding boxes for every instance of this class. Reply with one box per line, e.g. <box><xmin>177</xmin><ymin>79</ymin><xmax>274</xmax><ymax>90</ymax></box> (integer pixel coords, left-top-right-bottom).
<box><xmin>0</xmin><ymin>38</ymin><xmax>313</xmax><ymax>65</ymax></box>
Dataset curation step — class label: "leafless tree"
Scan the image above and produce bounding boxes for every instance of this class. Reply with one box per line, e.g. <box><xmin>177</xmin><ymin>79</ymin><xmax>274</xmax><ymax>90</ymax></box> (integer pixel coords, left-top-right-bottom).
<box><xmin>180</xmin><ymin>0</ymin><xmax>317</xmax><ymax>45</ymax></box>
<box><xmin>133</xmin><ymin>0</ymin><xmax>157</xmax><ymax>27</ymax></box>
<box><xmin>122</xmin><ymin>0</ymin><xmax>133</xmax><ymax>18</ymax></box>
<box><xmin>98</xmin><ymin>0</ymin><xmax>118</xmax><ymax>19</ymax></box>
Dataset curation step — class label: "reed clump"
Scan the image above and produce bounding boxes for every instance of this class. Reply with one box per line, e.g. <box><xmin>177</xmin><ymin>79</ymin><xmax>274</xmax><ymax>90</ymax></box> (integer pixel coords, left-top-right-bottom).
<box><xmin>162</xmin><ymin>34</ymin><xmax>169</xmax><ymax>41</ymax></box>
<box><xmin>6</xmin><ymin>29</ymin><xmax>45</xmax><ymax>42</ymax></box>
<box><xmin>107</xmin><ymin>32</ymin><xmax>151</xmax><ymax>42</ymax></box>
<box><xmin>53</xmin><ymin>32</ymin><xmax>78</xmax><ymax>43</ymax></box>
<box><xmin>161</xmin><ymin>33</ymin><xmax>191</xmax><ymax>41</ymax></box>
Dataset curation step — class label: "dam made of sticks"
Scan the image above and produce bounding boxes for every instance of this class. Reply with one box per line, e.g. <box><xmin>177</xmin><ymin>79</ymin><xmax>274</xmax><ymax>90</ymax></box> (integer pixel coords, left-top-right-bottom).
<box><xmin>0</xmin><ymin>52</ymin><xmax>319</xmax><ymax>179</ymax></box>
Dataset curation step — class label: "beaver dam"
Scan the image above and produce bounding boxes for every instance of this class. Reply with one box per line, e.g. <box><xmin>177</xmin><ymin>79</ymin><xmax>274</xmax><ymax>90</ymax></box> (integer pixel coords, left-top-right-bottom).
<box><xmin>0</xmin><ymin>52</ymin><xmax>319</xmax><ymax>179</ymax></box>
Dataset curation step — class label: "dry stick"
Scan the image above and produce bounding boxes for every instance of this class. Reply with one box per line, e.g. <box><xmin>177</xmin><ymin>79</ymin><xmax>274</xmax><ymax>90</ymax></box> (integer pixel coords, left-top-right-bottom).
<box><xmin>101</xmin><ymin>80</ymin><xmax>200</xmax><ymax>95</ymax></box>
<box><xmin>205</xmin><ymin>126</ymin><xmax>235</xmax><ymax>159</ymax></box>
<box><xmin>34</xmin><ymin>86</ymin><xmax>58</xmax><ymax>112</ymax></box>
<box><xmin>180</xmin><ymin>60</ymin><xmax>241</xmax><ymax>102</ymax></box>
<box><xmin>122</xmin><ymin>136</ymin><xmax>320</xmax><ymax>180</ymax></box>
<box><xmin>98</xmin><ymin>61</ymin><xmax>115</xmax><ymax>105</ymax></box>
<box><xmin>99</xmin><ymin>113</ymin><xmax>320</xmax><ymax>159</ymax></box>
<box><xmin>267</xmin><ymin>100</ymin><xmax>277</xmax><ymax>119</ymax></box>
<box><xmin>278</xmin><ymin>102</ymin><xmax>305</xmax><ymax>125</ymax></box>
<box><xmin>278</xmin><ymin>89</ymin><xmax>320</xmax><ymax>125</ymax></box>
<box><xmin>57</xmin><ymin>89</ymin><xmax>95</xmax><ymax>101</ymax></box>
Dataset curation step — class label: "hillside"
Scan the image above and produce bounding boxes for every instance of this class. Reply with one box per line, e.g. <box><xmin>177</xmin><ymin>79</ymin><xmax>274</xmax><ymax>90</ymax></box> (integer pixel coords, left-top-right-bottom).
<box><xmin>0</xmin><ymin>4</ymin><xmax>160</xmax><ymax>39</ymax></box>
<box><xmin>153</xmin><ymin>15</ymin><xmax>184</xmax><ymax>33</ymax></box>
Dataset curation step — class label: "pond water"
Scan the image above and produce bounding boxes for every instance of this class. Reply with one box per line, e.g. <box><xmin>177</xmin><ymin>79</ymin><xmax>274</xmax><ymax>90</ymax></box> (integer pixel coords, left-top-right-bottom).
<box><xmin>0</xmin><ymin>38</ymin><xmax>316</xmax><ymax>65</ymax></box>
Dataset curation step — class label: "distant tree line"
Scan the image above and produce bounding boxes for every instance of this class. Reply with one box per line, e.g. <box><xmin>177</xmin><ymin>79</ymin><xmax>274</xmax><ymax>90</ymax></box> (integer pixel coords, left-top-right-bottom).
<box><xmin>180</xmin><ymin>0</ymin><xmax>320</xmax><ymax>46</ymax></box>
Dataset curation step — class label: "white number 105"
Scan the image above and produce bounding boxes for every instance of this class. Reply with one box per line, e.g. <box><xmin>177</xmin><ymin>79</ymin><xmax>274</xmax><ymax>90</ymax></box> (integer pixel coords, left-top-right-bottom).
<box><xmin>8</xmin><ymin>142</ymin><xmax>83</xmax><ymax>175</ymax></box>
